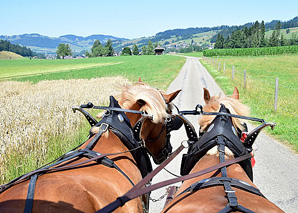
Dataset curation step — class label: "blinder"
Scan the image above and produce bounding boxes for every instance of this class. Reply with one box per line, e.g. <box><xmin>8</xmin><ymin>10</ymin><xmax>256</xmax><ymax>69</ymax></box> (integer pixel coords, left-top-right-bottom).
<box><xmin>180</xmin><ymin>104</ymin><xmax>253</xmax><ymax>180</ymax></box>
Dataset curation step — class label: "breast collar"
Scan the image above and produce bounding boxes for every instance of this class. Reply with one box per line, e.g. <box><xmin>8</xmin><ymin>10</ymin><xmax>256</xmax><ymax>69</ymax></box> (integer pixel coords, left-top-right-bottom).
<box><xmin>181</xmin><ymin>104</ymin><xmax>253</xmax><ymax>180</ymax></box>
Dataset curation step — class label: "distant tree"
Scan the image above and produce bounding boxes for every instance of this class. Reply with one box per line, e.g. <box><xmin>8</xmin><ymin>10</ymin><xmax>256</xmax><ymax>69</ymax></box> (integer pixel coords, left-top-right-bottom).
<box><xmin>101</xmin><ymin>47</ymin><xmax>110</xmax><ymax>56</ymax></box>
<box><xmin>56</xmin><ymin>43</ymin><xmax>72</xmax><ymax>59</ymax></box>
<box><xmin>260</xmin><ymin>21</ymin><xmax>266</xmax><ymax>47</ymax></box>
<box><xmin>214</xmin><ymin>34</ymin><xmax>224</xmax><ymax>49</ymax></box>
<box><xmin>275</xmin><ymin>21</ymin><xmax>281</xmax><ymax>38</ymax></box>
<box><xmin>147</xmin><ymin>40</ymin><xmax>155</xmax><ymax>55</ymax></box>
<box><xmin>85</xmin><ymin>51</ymin><xmax>91</xmax><ymax>58</ymax></box>
<box><xmin>91</xmin><ymin>40</ymin><xmax>103</xmax><ymax>57</ymax></box>
<box><xmin>280</xmin><ymin>34</ymin><xmax>286</xmax><ymax>46</ymax></box>
<box><xmin>269</xmin><ymin>31</ymin><xmax>278</xmax><ymax>46</ymax></box>
<box><xmin>132</xmin><ymin>44</ymin><xmax>139</xmax><ymax>55</ymax></box>
<box><xmin>141</xmin><ymin>46</ymin><xmax>147</xmax><ymax>55</ymax></box>
<box><xmin>154</xmin><ymin>41</ymin><xmax>159</xmax><ymax>48</ymax></box>
<box><xmin>105</xmin><ymin>39</ymin><xmax>114</xmax><ymax>56</ymax></box>
<box><xmin>121</xmin><ymin>47</ymin><xmax>131</xmax><ymax>55</ymax></box>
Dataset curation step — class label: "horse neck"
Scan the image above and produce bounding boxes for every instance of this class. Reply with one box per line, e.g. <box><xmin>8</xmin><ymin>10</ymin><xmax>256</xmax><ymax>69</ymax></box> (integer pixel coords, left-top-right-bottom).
<box><xmin>179</xmin><ymin>152</ymin><xmax>254</xmax><ymax>193</ymax></box>
<box><xmin>80</xmin><ymin>130</ymin><xmax>132</xmax><ymax>157</ymax></box>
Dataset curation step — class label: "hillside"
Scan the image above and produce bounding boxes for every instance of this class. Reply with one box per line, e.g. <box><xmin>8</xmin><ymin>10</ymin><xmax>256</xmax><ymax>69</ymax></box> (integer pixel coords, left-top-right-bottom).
<box><xmin>0</xmin><ymin>51</ymin><xmax>24</xmax><ymax>60</ymax></box>
<box><xmin>0</xmin><ymin>34</ymin><xmax>128</xmax><ymax>54</ymax></box>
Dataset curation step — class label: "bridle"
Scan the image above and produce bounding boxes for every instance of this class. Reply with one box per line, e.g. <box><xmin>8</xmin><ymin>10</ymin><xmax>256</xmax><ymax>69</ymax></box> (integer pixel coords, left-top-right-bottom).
<box><xmin>177</xmin><ymin>104</ymin><xmax>276</xmax><ymax>213</ymax></box>
<box><xmin>133</xmin><ymin>115</ymin><xmax>176</xmax><ymax>164</ymax></box>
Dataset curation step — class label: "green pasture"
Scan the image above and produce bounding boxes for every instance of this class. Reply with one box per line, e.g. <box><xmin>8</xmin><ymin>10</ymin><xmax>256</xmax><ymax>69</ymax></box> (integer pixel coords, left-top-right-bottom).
<box><xmin>265</xmin><ymin>26</ymin><xmax>298</xmax><ymax>39</ymax></box>
<box><xmin>0</xmin><ymin>55</ymin><xmax>186</xmax><ymax>90</ymax></box>
<box><xmin>200</xmin><ymin>54</ymin><xmax>298</xmax><ymax>151</ymax></box>
<box><xmin>179</xmin><ymin>52</ymin><xmax>203</xmax><ymax>57</ymax></box>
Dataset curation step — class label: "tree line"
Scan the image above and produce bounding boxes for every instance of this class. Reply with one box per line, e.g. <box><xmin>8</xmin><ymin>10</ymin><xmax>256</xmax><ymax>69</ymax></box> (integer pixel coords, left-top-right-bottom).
<box><xmin>0</xmin><ymin>39</ymin><xmax>34</xmax><ymax>57</ymax></box>
<box><xmin>214</xmin><ymin>21</ymin><xmax>298</xmax><ymax>49</ymax></box>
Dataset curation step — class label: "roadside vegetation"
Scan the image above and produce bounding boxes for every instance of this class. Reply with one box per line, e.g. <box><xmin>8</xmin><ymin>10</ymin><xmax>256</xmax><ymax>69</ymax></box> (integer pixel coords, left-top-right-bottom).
<box><xmin>200</xmin><ymin>54</ymin><xmax>298</xmax><ymax>151</ymax></box>
<box><xmin>0</xmin><ymin>55</ymin><xmax>186</xmax><ymax>183</ymax></box>
<box><xmin>203</xmin><ymin>45</ymin><xmax>298</xmax><ymax>57</ymax></box>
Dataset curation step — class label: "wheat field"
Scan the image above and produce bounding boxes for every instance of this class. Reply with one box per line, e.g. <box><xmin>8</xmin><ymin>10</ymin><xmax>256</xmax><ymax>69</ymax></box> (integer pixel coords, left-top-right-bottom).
<box><xmin>0</xmin><ymin>77</ymin><xmax>130</xmax><ymax>183</ymax></box>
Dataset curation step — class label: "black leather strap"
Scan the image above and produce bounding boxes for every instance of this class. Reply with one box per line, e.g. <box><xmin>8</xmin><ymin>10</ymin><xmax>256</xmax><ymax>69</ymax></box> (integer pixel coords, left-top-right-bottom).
<box><xmin>24</xmin><ymin>174</ymin><xmax>38</xmax><ymax>213</ymax></box>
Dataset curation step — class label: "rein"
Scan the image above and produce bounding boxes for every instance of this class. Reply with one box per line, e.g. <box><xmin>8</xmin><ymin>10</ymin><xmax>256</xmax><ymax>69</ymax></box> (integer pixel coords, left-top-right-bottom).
<box><xmin>96</xmin><ymin>150</ymin><xmax>253</xmax><ymax>213</ymax></box>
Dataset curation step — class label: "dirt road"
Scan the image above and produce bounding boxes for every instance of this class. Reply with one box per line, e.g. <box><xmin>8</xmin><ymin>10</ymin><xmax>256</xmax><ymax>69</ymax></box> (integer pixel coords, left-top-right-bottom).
<box><xmin>149</xmin><ymin>56</ymin><xmax>298</xmax><ymax>212</ymax></box>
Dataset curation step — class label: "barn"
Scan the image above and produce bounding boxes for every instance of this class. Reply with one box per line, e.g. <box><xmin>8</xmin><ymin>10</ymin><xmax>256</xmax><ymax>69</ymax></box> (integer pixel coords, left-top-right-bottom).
<box><xmin>154</xmin><ymin>46</ymin><xmax>165</xmax><ymax>55</ymax></box>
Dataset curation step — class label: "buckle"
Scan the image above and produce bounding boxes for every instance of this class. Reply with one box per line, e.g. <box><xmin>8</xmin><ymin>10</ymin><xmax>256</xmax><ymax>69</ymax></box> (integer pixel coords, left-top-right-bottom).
<box><xmin>98</xmin><ymin>123</ymin><xmax>109</xmax><ymax>132</ymax></box>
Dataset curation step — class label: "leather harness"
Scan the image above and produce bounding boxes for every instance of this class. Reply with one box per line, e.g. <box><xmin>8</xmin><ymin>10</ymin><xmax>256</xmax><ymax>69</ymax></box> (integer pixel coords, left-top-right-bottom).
<box><xmin>178</xmin><ymin>104</ymin><xmax>267</xmax><ymax>213</ymax></box>
<box><xmin>0</xmin><ymin>96</ymin><xmax>179</xmax><ymax>213</ymax></box>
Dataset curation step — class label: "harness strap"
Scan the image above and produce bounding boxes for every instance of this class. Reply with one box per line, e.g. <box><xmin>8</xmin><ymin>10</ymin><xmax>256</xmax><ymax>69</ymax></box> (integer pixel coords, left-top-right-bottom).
<box><xmin>176</xmin><ymin>177</ymin><xmax>264</xmax><ymax>198</ymax></box>
<box><xmin>85</xmin><ymin>123</ymin><xmax>109</xmax><ymax>150</ymax></box>
<box><xmin>219</xmin><ymin>204</ymin><xmax>256</xmax><ymax>213</ymax></box>
<box><xmin>216</xmin><ymin>135</ymin><xmax>258</xmax><ymax>213</ymax></box>
<box><xmin>24</xmin><ymin>174</ymin><xmax>37</xmax><ymax>213</ymax></box>
<box><xmin>96</xmin><ymin>152</ymin><xmax>252</xmax><ymax>213</ymax></box>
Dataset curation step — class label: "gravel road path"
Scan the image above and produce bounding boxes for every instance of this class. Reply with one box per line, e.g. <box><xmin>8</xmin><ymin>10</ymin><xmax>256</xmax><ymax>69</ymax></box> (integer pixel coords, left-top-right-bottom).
<box><xmin>149</xmin><ymin>56</ymin><xmax>298</xmax><ymax>213</ymax></box>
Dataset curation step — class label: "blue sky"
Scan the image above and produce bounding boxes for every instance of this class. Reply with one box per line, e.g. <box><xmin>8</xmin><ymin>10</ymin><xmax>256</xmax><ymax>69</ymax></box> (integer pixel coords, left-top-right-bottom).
<box><xmin>1</xmin><ymin>0</ymin><xmax>298</xmax><ymax>39</ymax></box>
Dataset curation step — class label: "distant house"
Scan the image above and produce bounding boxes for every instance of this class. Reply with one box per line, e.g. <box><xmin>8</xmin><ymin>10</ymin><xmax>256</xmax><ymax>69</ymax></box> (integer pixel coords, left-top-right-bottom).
<box><xmin>154</xmin><ymin>46</ymin><xmax>165</xmax><ymax>55</ymax></box>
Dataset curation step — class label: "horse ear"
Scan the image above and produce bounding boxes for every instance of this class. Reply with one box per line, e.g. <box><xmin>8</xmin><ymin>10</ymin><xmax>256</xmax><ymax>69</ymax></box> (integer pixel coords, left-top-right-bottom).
<box><xmin>137</xmin><ymin>99</ymin><xmax>146</xmax><ymax>107</ymax></box>
<box><xmin>231</xmin><ymin>86</ymin><xmax>239</xmax><ymax>99</ymax></box>
<box><xmin>203</xmin><ymin>88</ymin><xmax>211</xmax><ymax>104</ymax></box>
<box><xmin>163</xmin><ymin>90</ymin><xmax>181</xmax><ymax>103</ymax></box>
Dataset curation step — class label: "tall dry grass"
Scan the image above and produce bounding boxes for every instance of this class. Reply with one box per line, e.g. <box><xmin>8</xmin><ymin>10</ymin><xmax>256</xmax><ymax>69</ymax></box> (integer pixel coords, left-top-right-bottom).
<box><xmin>0</xmin><ymin>77</ymin><xmax>130</xmax><ymax>183</ymax></box>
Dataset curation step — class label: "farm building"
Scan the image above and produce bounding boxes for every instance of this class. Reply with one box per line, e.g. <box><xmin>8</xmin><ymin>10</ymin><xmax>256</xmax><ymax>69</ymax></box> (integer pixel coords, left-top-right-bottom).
<box><xmin>154</xmin><ymin>46</ymin><xmax>165</xmax><ymax>55</ymax></box>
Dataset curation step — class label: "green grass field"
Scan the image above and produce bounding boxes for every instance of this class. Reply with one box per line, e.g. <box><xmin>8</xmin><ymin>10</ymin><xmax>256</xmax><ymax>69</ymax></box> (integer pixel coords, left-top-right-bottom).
<box><xmin>178</xmin><ymin>52</ymin><xmax>203</xmax><ymax>57</ymax></box>
<box><xmin>0</xmin><ymin>55</ymin><xmax>186</xmax><ymax>90</ymax></box>
<box><xmin>265</xmin><ymin>26</ymin><xmax>298</xmax><ymax>39</ymax></box>
<box><xmin>201</xmin><ymin>54</ymin><xmax>298</xmax><ymax>151</ymax></box>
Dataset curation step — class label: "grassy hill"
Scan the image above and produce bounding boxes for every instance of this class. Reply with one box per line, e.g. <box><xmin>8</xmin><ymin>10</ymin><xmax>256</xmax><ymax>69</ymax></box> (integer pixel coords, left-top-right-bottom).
<box><xmin>0</xmin><ymin>51</ymin><xmax>24</xmax><ymax>60</ymax></box>
<box><xmin>265</xmin><ymin>26</ymin><xmax>298</xmax><ymax>39</ymax></box>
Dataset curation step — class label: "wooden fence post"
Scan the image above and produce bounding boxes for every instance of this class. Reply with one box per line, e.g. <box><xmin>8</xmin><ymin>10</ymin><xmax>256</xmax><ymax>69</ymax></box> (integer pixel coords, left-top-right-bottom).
<box><xmin>244</xmin><ymin>69</ymin><xmax>247</xmax><ymax>89</ymax></box>
<box><xmin>223</xmin><ymin>62</ymin><xmax>226</xmax><ymax>74</ymax></box>
<box><xmin>232</xmin><ymin>65</ymin><xmax>235</xmax><ymax>80</ymax></box>
<box><xmin>274</xmin><ymin>78</ymin><xmax>279</xmax><ymax>112</ymax></box>
<box><xmin>218</xmin><ymin>62</ymin><xmax>220</xmax><ymax>71</ymax></box>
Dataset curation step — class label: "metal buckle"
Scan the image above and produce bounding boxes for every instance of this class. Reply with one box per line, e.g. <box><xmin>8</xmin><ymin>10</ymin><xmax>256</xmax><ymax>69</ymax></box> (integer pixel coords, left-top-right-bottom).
<box><xmin>98</xmin><ymin>123</ymin><xmax>109</xmax><ymax>132</ymax></box>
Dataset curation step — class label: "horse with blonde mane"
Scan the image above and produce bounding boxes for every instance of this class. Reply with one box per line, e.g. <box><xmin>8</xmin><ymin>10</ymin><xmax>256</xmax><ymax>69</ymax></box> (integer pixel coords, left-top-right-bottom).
<box><xmin>0</xmin><ymin>81</ymin><xmax>182</xmax><ymax>213</ymax></box>
<box><xmin>162</xmin><ymin>87</ymin><xmax>284</xmax><ymax>213</ymax></box>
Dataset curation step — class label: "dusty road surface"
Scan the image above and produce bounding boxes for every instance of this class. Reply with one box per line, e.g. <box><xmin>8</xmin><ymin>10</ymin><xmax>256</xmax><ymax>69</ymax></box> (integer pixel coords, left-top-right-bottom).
<box><xmin>149</xmin><ymin>56</ymin><xmax>298</xmax><ymax>213</ymax></box>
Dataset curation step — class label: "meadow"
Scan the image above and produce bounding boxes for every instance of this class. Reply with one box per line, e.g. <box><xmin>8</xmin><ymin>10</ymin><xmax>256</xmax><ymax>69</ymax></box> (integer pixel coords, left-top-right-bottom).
<box><xmin>0</xmin><ymin>55</ymin><xmax>186</xmax><ymax>90</ymax></box>
<box><xmin>0</xmin><ymin>55</ymin><xmax>186</xmax><ymax>183</ymax></box>
<box><xmin>200</xmin><ymin>54</ymin><xmax>298</xmax><ymax>151</ymax></box>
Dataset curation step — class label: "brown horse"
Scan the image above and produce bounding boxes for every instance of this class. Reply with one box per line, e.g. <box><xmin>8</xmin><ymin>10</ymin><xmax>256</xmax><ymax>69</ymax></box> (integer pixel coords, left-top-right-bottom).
<box><xmin>0</xmin><ymin>81</ymin><xmax>181</xmax><ymax>213</ymax></box>
<box><xmin>162</xmin><ymin>87</ymin><xmax>284</xmax><ymax>213</ymax></box>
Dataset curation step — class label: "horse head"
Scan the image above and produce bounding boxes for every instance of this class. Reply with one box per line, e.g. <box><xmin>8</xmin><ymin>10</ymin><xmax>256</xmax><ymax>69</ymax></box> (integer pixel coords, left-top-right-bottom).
<box><xmin>117</xmin><ymin>81</ymin><xmax>181</xmax><ymax>164</ymax></box>
<box><xmin>199</xmin><ymin>87</ymin><xmax>250</xmax><ymax>134</ymax></box>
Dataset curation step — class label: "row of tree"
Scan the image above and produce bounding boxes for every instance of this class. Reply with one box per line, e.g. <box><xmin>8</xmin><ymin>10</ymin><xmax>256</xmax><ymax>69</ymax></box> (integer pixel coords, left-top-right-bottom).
<box><xmin>214</xmin><ymin>21</ymin><xmax>298</xmax><ymax>49</ymax></box>
<box><xmin>0</xmin><ymin>39</ymin><xmax>34</xmax><ymax>57</ymax></box>
<box><xmin>87</xmin><ymin>39</ymin><xmax>114</xmax><ymax>57</ymax></box>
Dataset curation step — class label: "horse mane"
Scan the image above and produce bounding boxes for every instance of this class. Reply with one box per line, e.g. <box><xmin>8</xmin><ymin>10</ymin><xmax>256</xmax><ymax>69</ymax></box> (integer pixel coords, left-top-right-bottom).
<box><xmin>118</xmin><ymin>82</ymin><xmax>168</xmax><ymax>123</ymax></box>
<box><xmin>199</xmin><ymin>94</ymin><xmax>250</xmax><ymax>133</ymax></box>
